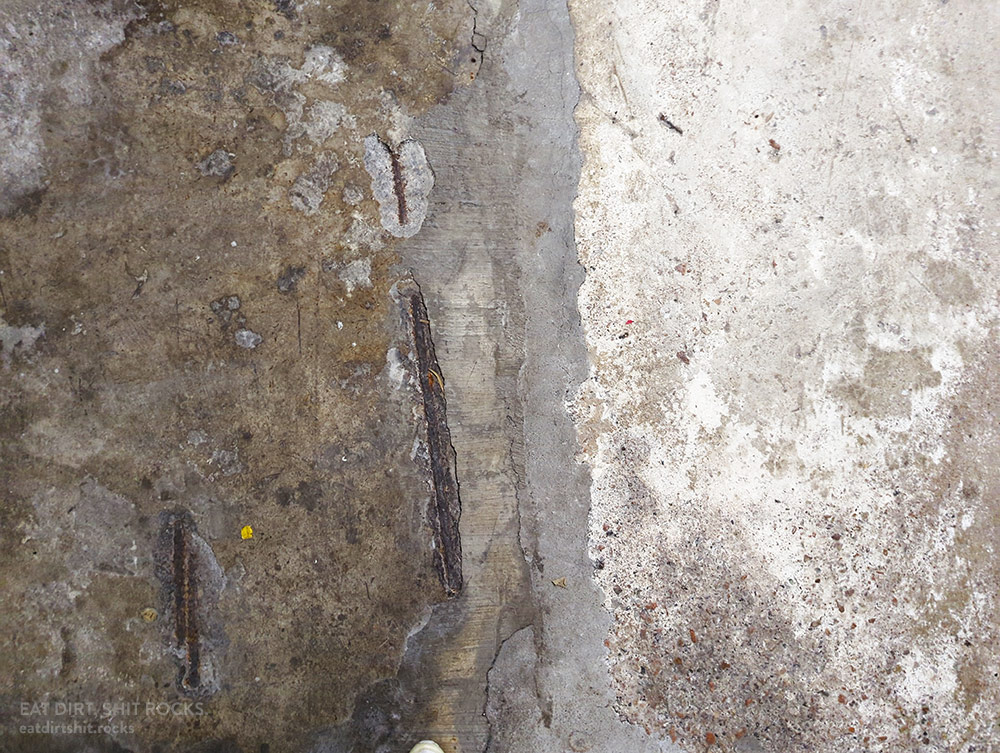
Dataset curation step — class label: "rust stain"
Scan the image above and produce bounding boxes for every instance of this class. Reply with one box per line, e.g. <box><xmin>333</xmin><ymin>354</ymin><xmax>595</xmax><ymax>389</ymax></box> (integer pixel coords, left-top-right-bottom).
<box><xmin>159</xmin><ymin>510</ymin><xmax>203</xmax><ymax>694</ymax></box>
<box><xmin>389</xmin><ymin>147</ymin><xmax>409</xmax><ymax>226</ymax></box>
<box><xmin>400</xmin><ymin>279</ymin><xmax>463</xmax><ymax>596</ymax></box>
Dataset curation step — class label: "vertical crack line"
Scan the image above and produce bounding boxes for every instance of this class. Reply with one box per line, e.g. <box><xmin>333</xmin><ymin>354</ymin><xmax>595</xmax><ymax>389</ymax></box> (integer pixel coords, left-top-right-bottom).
<box><xmin>405</xmin><ymin>281</ymin><xmax>463</xmax><ymax>596</ymax></box>
<box><xmin>468</xmin><ymin>0</ymin><xmax>487</xmax><ymax>72</ymax></box>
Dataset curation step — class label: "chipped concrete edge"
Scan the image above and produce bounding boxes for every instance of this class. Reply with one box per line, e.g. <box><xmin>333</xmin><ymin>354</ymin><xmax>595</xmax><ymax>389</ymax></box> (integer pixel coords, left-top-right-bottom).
<box><xmin>489</xmin><ymin>0</ymin><xmax>676</xmax><ymax>750</ymax></box>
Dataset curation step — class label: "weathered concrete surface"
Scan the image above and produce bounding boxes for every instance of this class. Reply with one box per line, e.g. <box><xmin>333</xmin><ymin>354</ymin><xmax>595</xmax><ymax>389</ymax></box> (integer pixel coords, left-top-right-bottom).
<box><xmin>0</xmin><ymin>0</ymin><xmax>483</xmax><ymax>750</ymax></box>
<box><xmin>384</xmin><ymin>0</ymin><xmax>672</xmax><ymax>751</ymax></box>
<box><xmin>5</xmin><ymin>0</ymin><xmax>998</xmax><ymax>751</ymax></box>
<box><xmin>571</xmin><ymin>0</ymin><xmax>1000</xmax><ymax>751</ymax></box>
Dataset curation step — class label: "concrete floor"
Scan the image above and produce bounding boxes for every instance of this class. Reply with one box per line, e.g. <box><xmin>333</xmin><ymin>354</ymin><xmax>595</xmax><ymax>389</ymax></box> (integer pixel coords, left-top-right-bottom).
<box><xmin>1</xmin><ymin>0</ymin><xmax>997</xmax><ymax>752</ymax></box>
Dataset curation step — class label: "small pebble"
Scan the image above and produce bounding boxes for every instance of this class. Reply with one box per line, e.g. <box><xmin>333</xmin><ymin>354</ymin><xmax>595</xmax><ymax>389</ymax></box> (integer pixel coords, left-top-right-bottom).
<box><xmin>235</xmin><ymin>329</ymin><xmax>262</xmax><ymax>349</ymax></box>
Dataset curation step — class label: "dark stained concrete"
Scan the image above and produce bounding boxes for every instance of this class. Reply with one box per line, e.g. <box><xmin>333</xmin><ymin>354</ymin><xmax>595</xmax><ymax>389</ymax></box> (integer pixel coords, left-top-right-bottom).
<box><xmin>0</xmin><ymin>0</ymin><xmax>486</xmax><ymax>750</ymax></box>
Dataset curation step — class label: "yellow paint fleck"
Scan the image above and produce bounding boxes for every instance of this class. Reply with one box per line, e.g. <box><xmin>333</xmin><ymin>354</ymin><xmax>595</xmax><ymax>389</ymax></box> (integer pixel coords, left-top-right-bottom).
<box><xmin>240</xmin><ymin>525</ymin><xmax>254</xmax><ymax>540</ymax></box>
<box><xmin>551</xmin><ymin>577</ymin><xmax>567</xmax><ymax>588</ymax></box>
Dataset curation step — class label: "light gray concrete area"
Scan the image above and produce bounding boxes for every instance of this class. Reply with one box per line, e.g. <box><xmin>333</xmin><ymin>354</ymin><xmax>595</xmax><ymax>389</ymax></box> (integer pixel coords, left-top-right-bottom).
<box><xmin>571</xmin><ymin>0</ymin><xmax>999</xmax><ymax>750</ymax></box>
